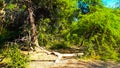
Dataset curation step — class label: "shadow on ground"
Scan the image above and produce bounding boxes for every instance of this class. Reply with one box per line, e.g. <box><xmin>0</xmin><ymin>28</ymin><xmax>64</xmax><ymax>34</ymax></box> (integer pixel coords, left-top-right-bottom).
<box><xmin>52</xmin><ymin>60</ymin><xmax>120</xmax><ymax>68</ymax></box>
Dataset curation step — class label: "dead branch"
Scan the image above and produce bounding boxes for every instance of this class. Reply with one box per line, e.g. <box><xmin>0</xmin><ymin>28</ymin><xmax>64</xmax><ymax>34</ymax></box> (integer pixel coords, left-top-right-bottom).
<box><xmin>50</xmin><ymin>51</ymin><xmax>84</xmax><ymax>63</ymax></box>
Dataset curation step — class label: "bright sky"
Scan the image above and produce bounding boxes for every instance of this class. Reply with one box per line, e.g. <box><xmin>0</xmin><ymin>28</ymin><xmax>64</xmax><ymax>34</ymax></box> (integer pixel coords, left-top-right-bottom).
<box><xmin>102</xmin><ymin>0</ymin><xmax>120</xmax><ymax>8</ymax></box>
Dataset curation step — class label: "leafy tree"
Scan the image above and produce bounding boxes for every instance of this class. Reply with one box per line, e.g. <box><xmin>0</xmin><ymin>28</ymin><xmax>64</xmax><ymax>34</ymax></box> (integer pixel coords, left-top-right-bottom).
<box><xmin>68</xmin><ymin>2</ymin><xmax>120</xmax><ymax>60</ymax></box>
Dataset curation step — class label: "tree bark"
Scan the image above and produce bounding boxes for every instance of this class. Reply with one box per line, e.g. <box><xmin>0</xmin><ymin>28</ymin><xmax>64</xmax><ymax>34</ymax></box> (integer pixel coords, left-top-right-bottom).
<box><xmin>24</xmin><ymin>0</ymin><xmax>46</xmax><ymax>51</ymax></box>
<box><xmin>28</xmin><ymin>7</ymin><xmax>39</xmax><ymax>49</ymax></box>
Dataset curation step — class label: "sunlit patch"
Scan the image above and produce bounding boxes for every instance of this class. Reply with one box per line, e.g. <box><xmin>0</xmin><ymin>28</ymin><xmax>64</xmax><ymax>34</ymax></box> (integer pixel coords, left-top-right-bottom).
<box><xmin>102</xmin><ymin>0</ymin><xmax>120</xmax><ymax>8</ymax></box>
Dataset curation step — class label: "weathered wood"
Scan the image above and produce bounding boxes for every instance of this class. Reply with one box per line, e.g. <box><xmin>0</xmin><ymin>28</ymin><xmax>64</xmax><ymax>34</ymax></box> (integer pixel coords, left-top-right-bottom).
<box><xmin>28</xmin><ymin>7</ymin><xmax>39</xmax><ymax>47</ymax></box>
<box><xmin>25</xmin><ymin>0</ymin><xmax>41</xmax><ymax>51</ymax></box>
<box><xmin>29</xmin><ymin>46</ymin><xmax>84</xmax><ymax>63</ymax></box>
<box><xmin>50</xmin><ymin>51</ymin><xmax>84</xmax><ymax>63</ymax></box>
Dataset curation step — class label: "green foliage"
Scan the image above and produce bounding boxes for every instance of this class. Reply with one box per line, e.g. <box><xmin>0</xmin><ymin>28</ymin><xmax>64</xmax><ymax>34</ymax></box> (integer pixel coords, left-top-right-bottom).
<box><xmin>0</xmin><ymin>0</ymin><xmax>27</xmax><ymax>47</ymax></box>
<box><xmin>5</xmin><ymin>4</ymin><xmax>16</xmax><ymax>10</ymax></box>
<box><xmin>36</xmin><ymin>0</ymin><xmax>78</xmax><ymax>49</ymax></box>
<box><xmin>50</xmin><ymin>41</ymin><xmax>70</xmax><ymax>49</ymax></box>
<box><xmin>3</xmin><ymin>43</ymin><xmax>28</xmax><ymax>68</ymax></box>
<box><xmin>0</xmin><ymin>29</ymin><xmax>9</xmax><ymax>46</ymax></box>
<box><xmin>68</xmin><ymin>7</ymin><xmax>120</xmax><ymax>61</ymax></box>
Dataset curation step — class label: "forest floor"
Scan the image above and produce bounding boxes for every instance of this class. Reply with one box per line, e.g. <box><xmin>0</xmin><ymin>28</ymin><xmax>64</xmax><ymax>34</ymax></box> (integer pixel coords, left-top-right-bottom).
<box><xmin>22</xmin><ymin>47</ymin><xmax>120</xmax><ymax>68</ymax></box>
<box><xmin>0</xmin><ymin>47</ymin><xmax>120</xmax><ymax>68</ymax></box>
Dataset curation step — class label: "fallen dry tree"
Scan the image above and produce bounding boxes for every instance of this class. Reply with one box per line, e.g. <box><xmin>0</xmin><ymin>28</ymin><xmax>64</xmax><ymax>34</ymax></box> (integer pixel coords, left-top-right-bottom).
<box><xmin>29</xmin><ymin>46</ymin><xmax>84</xmax><ymax>63</ymax></box>
<box><xmin>51</xmin><ymin>51</ymin><xmax>84</xmax><ymax>63</ymax></box>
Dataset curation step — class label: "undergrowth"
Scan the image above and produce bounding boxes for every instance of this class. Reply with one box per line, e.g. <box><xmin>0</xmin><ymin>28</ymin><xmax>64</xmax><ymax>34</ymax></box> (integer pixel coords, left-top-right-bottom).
<box><xmin>2</xmin><ymin>43</ymin><xmax>28</xmax><ymax>68</ymax></box>
<box><xmin>68</xmin><ymin>7</ymin><xmax>120</xmax><ymax>61</ymax></box>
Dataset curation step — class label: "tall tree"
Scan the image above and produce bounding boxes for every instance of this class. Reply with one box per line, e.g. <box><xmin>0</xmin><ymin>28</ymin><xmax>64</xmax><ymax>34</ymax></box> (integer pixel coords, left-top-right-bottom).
<box><xmin>24</xmin><ymin>0</ymin><xmax>39</xmax><ymax>49</ymax></box>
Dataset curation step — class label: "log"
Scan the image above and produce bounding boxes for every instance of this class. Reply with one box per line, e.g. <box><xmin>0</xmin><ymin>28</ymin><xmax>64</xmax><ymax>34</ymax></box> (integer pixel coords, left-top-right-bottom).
<box><xmin>31</xmin><ymin>46</ymin><xmax>84</xmax><ymax>63</ymax></box>
<box><xmin>51</xmin><ymin>52</ymin><xmax>84</xmax><ymax>63</ymax></box>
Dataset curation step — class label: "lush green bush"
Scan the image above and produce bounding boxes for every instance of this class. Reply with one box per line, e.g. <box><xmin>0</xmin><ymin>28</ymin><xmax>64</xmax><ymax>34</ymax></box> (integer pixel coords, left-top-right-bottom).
<box><xmin>3</xmin><ymin>43</ymin><xmax>28</xmax><ymax>68</ymax></box>
<box><xmin>68</xmin><ymin>7</ymin><xmax>120</xmax><ymax>61</ymax></box>
<box><xmin>36</xmin><ymin>0</ymin><xmax>78</xmax><ymax>48</ymax></box>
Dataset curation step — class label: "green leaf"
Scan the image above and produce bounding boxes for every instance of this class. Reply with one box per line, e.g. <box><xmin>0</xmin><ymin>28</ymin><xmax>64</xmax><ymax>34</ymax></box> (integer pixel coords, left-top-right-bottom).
<box><xmin>5</xmin><ymin>4</ymin><xmax>16</xmax><ymax>10</ymax></box>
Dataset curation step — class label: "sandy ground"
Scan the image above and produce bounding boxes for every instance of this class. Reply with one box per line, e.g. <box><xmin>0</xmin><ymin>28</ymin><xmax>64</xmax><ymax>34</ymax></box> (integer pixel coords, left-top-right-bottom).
<box><xmin>29</xmin><ymin>60</ymin><xmax>120</xmax><ymax>68</ymax></box>
<box><xmin>27</xmin><ymin>50</ymin><xmax>120</xmax><ymax>68</ymax></box>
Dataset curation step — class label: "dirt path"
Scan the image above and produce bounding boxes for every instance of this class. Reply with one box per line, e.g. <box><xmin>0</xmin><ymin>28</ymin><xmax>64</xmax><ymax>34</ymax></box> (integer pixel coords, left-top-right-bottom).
<box><xmin>26</xmin><ymin>50</ymin><xmax>120</xmax><ymax>68</ymax></box>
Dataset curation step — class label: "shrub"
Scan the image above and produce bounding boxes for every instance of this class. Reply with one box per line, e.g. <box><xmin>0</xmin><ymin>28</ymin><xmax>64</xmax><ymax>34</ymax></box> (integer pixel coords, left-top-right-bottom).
<box><xmin>68</xmin><ymin>7</ymin><xmax>120</xmax><ymax>61</ymax></box>
<box><xmin>4</xmin><ymin>43</ymin><xmax>28</xmax><ymax>68</ymax></box>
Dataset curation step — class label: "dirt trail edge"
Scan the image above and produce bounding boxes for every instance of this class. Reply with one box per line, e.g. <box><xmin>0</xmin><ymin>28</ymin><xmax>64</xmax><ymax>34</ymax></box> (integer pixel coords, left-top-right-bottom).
<box><xmin>25</xmin><ymin>47</ymin><xmax>120</xmax><ymax>68</ymax></box>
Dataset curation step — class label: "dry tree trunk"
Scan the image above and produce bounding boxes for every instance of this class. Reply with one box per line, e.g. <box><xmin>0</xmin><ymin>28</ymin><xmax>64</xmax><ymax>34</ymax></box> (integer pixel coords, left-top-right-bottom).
<box><xmin>25</xmin><ymin>0</ymin><xmax>50</xmax><ymax>52</ymax></box>
<box><xmin>28</xmin><ymin>7</ymin><xmax>39</xmax><ymax>48</ymax></box>
<box><xmin>26</xmin><ymin>1</ymin><xmax>50</xmax><ymax>53</ymax></box>
<box><xmin>25</xmin><ymin>0</ymin><xmax>41</xmax><ymax>50</ymax></box>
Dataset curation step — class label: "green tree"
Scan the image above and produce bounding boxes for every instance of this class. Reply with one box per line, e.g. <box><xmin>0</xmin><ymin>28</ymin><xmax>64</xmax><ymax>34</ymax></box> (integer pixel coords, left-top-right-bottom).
<box><xmin>68</xmin><ymin>3</ymin><xmax>120</xmax><ymax>60</ymax></box>
<box><xmin>0</xmin><ymin>0</ymin><xmax>78</xmax><ymax>49</ymax></box>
